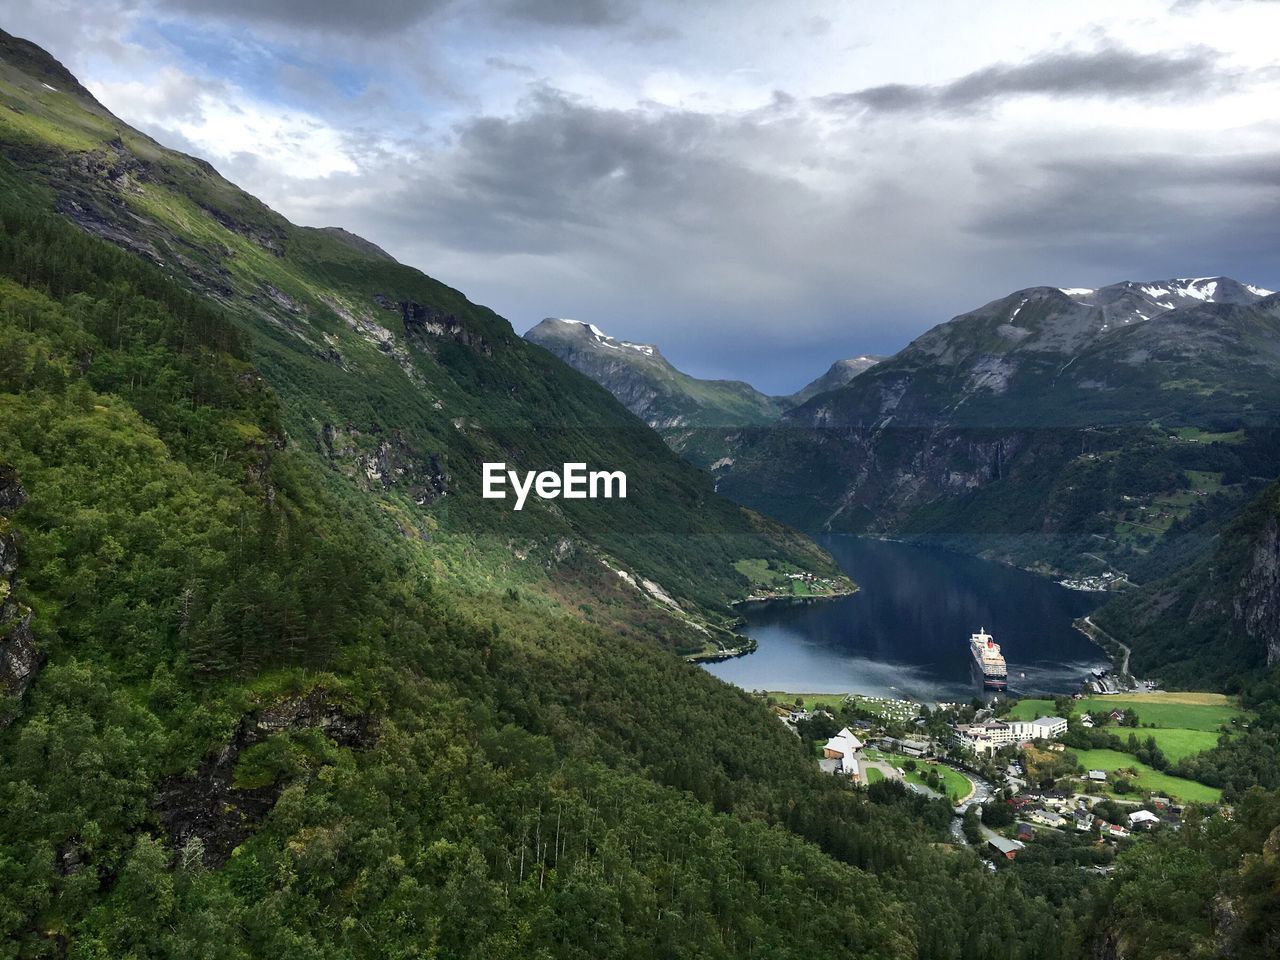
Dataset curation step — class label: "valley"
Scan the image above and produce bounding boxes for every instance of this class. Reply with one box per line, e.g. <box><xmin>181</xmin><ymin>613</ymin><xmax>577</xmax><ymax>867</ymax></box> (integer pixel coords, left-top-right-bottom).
<box><xmin>1</xmin><ymin>19</ymin><xmax>1279</xmax><ymax>960</ymax></box>
<box><xmin>704</xmin><ymin>536</ymin><xmax>1106</xmax><ymax>699</ymax></box>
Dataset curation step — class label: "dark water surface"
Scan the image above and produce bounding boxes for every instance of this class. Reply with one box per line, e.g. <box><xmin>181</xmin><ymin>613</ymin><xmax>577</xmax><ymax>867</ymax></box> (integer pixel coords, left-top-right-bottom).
<box><xmin>703</xmin><ymin>537</ymin><xmax>1107</xmax><ymax>702</ymax></box>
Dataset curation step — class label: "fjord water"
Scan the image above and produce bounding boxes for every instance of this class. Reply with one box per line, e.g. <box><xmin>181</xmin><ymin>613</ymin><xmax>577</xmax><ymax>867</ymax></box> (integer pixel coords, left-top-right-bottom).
<box><xmin>704</xmin><ymin>536</ymin><xmax>1107</xmax><ymax>702</ymax></box>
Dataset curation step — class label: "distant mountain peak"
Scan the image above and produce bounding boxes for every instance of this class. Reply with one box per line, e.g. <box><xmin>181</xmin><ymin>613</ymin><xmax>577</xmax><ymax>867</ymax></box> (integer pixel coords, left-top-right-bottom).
<box><xmin>789</xmin><ymin>356</ymin><xmax>884</xmax><ymax>406</ymax></box>
<box><xmin>1043</xmin><ymin>276</ymin><xmax>1271</xmax><ymax>309</ymax></box>
<box><xmin>533</xmin><ymin>317</ymin><xmax>661</xmax><ymax>358</ymax></box>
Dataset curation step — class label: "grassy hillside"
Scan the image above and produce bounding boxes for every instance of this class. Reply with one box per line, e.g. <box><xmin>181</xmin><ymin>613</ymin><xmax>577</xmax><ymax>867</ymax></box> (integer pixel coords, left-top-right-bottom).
<box><xmin>0</xmin><ymin>160</ymin><xmax>1094</xmax><ymax>959</ymax></box>
<box><xmin>0</xmin><ymin>31</ymin><xmax>854</xmax><ymax>659</ymax></box>
<box><xmin>0</xmin><ymin>32</ymin><xmax>1100</xmax><ymax>959</ymax></box>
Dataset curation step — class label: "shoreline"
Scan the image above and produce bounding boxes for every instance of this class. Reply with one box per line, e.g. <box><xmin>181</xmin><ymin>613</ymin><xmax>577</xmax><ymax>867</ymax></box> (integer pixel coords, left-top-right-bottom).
<box><xmin>691</xmin><ymin>587</ymin><xmax>857</xmax><ymax>664</ymax></box>
<box><xmin>729</xmin><ymin>586</ymin><xmax>857</xmax><ymax>610</ymax></box>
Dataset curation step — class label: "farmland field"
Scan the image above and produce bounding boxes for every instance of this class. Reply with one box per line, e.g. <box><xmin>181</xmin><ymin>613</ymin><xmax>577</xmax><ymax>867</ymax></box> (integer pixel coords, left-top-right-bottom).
<box><xmin>1115</xmin><ymin>726</ymin><xmax>1221</xmax><ymax>762</ymax></box>
<box><xmin>1075</xmin><ymin>696</ymin><xmax>1242</xmax><ymax>732</ymax></box>
<box><xmin>1006</xmin><ymin>693</ymin><xmax>1234</xmax><ymax>769</ymax></box>
<box><xmin>1073</xmin><ymin>749</ymin><xmax>1222</xmax><ymax>804</ymax></box>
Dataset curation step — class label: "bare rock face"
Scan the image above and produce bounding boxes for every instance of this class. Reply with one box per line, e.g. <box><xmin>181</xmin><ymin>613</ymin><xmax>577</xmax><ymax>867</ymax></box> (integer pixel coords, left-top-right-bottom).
<box><xmin>153</xmin><ymin>689</ymin><xmax>371</xmax><ymax>867</ymax></box>
<box><xmin>319</xmin><ymin>423</ymin><xmax>449</xmax><ymax>508</ymax></box>
<box><xmin>1233</xmin><ymin>514</ymin><xmax>1280</xmax><ymax>666</ymax></box>
<box><xmin>0</xmin><ymin>465</ymin><xmax>43</xmax><ymax>730</ymax></box>
<box><xmin>400</xmin><ymin>299</ymin><xmax>492</xmax><ymax>356</ymax></box>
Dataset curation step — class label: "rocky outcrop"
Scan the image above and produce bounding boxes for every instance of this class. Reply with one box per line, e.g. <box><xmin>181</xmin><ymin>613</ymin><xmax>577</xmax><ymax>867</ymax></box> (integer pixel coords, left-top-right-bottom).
<box><xmin>0</xmin><ymin>465</ymin><xmax>42</xmax><ymax>729</ymax></box>
<box><xmin>1232</xmin><ymin>513</ymin><xmax>1280</xmax><ymax>666</ymax></box>
<box><xmin>399</xmin><ymin>299</ymin><xmax>492</xmax><ymax>356</ymax></box>
<box><xmin>205</xmin><ymin>206</ymin><xmax>286</xmax><ymax>257</ymax></box>
<box><xmin>153</xmin><ymin>689</ymin><xmax>371</xmax><ymax>867</ymax></box>
<box><xmin>319</xmin><ymin>423</ymin><xmax>449</xmax><ymax>508</ymax></box>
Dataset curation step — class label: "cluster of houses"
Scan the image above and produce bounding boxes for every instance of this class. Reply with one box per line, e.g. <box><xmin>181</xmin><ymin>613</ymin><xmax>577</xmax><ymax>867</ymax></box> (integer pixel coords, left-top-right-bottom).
<box><xmin>1080</xmin><ymin>708</ymin><xmax>1129</xmax><ymax>729</ymax></box>
<box><xmin>953</xmin><ymin>715</ymin><xmax>1069</xmax><ymax>754</ymax></box>
<box><xmin>783</xmin><ymin>697</ymin><xmax>1183</xmax><ymax>866</ymax></box>
<box><xmin>990</xmin><ymin>792</ymin><xmax>1177</xmax><ymax>858</ymax></box>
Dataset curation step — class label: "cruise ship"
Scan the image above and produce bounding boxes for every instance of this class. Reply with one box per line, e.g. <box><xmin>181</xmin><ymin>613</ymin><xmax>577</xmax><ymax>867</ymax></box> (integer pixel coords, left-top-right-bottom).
<box><xmin>970</xmin><ymin>628</ymin><xmax>1008</xmax><ymax>692</ymax></box>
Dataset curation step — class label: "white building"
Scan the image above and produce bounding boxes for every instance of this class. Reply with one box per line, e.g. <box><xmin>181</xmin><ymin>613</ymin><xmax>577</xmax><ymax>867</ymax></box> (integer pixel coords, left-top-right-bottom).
<box><xmin>822</xmin><ymin>728</ymin><xmax>864</xmax><ymax>781</ymax></box>
<box><xmin>1128</xmin><ymin>810</ymin><xmax>1160</xmax><ymax>829</ymax></box>
<box><xmin>954</xmin><ymin>715</ymin><xmax>1068</xmax><ymax>754</ymax></box>
<box><xmin>1028</xmin><ymin>809</ymin><xmax>1068</xmax><ymax>828</ymax></box>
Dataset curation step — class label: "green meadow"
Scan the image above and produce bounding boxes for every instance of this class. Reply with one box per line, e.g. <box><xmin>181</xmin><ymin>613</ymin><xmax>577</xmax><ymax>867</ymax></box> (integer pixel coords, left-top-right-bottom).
<box><xmin>1074</xmin><ymin>749</ymin><xmax>1222</xmax><ymax>804</ymax></box>
<box><xmin>1074</xmin><ymin>696</ymin><xmax>1242</xmax><ymax>733</ymax></box>
<box><xmin>1006</xmin><ymin>693</ymin><xmax>1239</xmax><ymax>791</ymax></box>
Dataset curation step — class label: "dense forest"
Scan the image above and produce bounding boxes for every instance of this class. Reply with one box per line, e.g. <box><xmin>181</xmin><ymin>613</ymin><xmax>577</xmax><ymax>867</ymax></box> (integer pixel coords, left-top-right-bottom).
<box><xmin>0</xmin><ymin>165</ymin><xmax>1093</xmax><ymax>959</ymax></box>
<box><xmin>1</xmin><ymin>29</ymin><xmax>1278</xmax><ymax>958</ymax></box>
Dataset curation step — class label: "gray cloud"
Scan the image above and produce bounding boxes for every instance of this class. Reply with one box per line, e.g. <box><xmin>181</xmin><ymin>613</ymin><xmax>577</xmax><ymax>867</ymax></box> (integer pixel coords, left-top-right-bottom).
<box><xmin>965</xmin><ymin>148</ymin><xmax>1280</xmax><ymax>290</ymax></box>
<box><xmin>11</xmin><ymin>0</ymin><xmax>1279</xmax><ymax>393</ymax></box>
<box><xmin>280</xmin><ymin>79</ymin><xmax>1280</xmax><ymax>390</ymax></box>
<box><xmin>346</xmin><ymin>88</ymin><xmax>810</xmax><ymax>255</ymax></box>
<box><xmin>484</xmin><ymin>56</ymin><xmax>535</xmax><ymax>76</ymax></box>
<box><xmin>494</xmin><ymin>0</ymin><xmax>636</xmax><ymax>28</ymax></box>
<box><xmin>820</xmin><ymin>46</ymin><xmax>1231</xmax><ymax>114</ymax></box>
<box><xmin>162</xmin><ymin>0</ymin><xmax>450</xmax><ymax>36</ymax></box>
<box><xmin>161</xmin><ymin>0</ymin><xmax>637</xmax><ymax>36</ymax></box>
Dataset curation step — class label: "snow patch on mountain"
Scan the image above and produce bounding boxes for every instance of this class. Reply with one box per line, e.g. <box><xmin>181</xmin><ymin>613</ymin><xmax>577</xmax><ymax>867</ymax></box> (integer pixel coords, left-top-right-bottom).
<box><xmin>549</xmin><ymin>318</ymin><xmax>658</xmax><ymax>356</ymax></box>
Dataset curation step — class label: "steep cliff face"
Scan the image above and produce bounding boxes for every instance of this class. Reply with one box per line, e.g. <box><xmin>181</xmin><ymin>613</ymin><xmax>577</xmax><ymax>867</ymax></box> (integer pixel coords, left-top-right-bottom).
<box><xmin>1095</xmin><ymin>480</ymin><xmax>1280</xmax><ymax>687</ymax></box>
<box><xmin>710</xmin><ymin>282</ymin><xmax>1280</xmax><ymax>584</ymax></box>
<box><xmin>1234</xmin><ymin>513</ymin><xmax>1280</xmax><ymax>667</ymax></box>
<box><xmin>0</xmin><ymin>465</ymin><xmax>41</xmax><ymax>728</ymax></box>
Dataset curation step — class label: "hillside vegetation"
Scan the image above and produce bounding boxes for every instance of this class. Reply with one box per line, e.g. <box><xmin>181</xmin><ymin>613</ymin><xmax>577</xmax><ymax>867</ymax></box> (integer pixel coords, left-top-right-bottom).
<box><xmin>0</xmin><ymin>29</ymin><xmax>855</xmax><ymax>661</ymax></box>
<box><xmin>0</xmin><ymin>31</ymin><xmax>1103</xmax><ymax>959</ymax></box>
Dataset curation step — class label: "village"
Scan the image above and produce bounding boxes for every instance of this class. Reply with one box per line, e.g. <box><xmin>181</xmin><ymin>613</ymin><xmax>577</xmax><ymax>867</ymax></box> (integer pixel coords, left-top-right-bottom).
<box><xmin>761</xmin><ymin>690</ymin><xmax>1209</xmax><ymax>868</ymax></box>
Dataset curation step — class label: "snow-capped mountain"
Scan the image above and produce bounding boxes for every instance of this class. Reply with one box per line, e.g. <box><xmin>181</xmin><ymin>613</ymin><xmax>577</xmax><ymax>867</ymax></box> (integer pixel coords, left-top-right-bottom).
<box><xmin>525</xmin><ymin>318</ymin><xmax>879</xmax><ymax>430</ymax></box>
<box><xmin>543</xmin><ymin>318</ymin><xmax>660</xmax><ymax>358</ymax></box>
<box><xmin>914</xmin><ymin>277</ymin><xmax>1276</xmax><ymax>360</ymax></box>
<box><xmin>710</xmin><ymin>276</ymin><xmax>1280</xmax><ymax>584</ymax></box>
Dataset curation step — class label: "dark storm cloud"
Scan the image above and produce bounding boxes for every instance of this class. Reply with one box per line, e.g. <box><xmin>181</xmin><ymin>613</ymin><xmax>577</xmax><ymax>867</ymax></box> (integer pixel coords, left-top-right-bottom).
<box><xmin>360</xmin><ymin>87</ymin><xmax>802</xmax><ymax>255</ymax></box>
<box><xmin>968</xmin><ymin>151</ymin><xmax>1280</xmax><ymax>282</ymax></box>
<box><xmin>494</xmin><ymin>0</ymin><xmax>636</xmax><ymax>28</ymax></box>
<box><xmin>162</xmin><ymin>0</ymin><xmax>450</xmax><ymax>36</ymax></box>
<box><xmin>819</xmin><ymin>46</ymin><xmax>1231</xmax><ymax>114</ymax></box>
<box><xmin>162</xmin><ymin>0</ymin><xmax>636</xmax><ymax>35</ymax></box>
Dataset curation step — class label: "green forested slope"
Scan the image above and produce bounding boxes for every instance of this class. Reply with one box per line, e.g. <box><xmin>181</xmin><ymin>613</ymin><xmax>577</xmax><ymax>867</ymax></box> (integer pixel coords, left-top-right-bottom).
<box><xmin>1094</xmin><ymin>479</ymin><xmax>1280</xmax><ymax>689</ymax></box>
<box><xmin>0</xmin><ymin>27</ymin><xmax>848</xmax><ymax>659</ymax></box>
<box><xmin>0</xmin><ymin>30</ymin><xmax>1109</xmax><ymax>960</ymax></box>
<box><xmin>0</xmin><ymin>192</ymin><xmax>1087</xmax><ymax>958</ymax></box>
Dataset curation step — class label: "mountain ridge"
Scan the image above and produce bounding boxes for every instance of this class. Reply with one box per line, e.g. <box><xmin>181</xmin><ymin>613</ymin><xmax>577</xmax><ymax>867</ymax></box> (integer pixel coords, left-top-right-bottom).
<box><xmin>524</xmin><ymin>315</ymin><xmax>882</xmax><ymax>429</ymax></box>
<box><xmin>0</xmin><ymin>26</ymin><xmax>854</xmax><ymax>660</ymax></box>
<box><xmin>698</xmin><ymin>274</ymin><xmax>1280</xmax><ymax>684</ymax></box>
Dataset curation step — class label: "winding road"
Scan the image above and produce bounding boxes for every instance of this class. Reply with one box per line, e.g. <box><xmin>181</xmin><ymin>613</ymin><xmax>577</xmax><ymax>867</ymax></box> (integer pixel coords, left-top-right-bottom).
<box><xmin>1077</xmin><ymin>615</ymin><xmax>1130</xmax><ymax>676</ymax></box>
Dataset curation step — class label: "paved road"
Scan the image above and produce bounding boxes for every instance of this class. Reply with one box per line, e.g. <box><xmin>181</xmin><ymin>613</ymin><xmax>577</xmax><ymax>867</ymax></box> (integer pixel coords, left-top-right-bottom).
<box><xmin>1079</xmin><ymin>615</ymin><xmax>1130</xmax><ymax>676</ymax></box>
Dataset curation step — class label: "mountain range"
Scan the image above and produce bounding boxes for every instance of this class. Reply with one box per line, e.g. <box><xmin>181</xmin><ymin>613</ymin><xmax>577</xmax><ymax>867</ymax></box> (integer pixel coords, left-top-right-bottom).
<box><xmin>525</xmin><ymin>316</ymin><xmax>881</xmax><ymax>428</ymax></box>
<box><xmin>534</xmin><ymin>280</ymin><xmax>1280</xmax><ymax>685</ymax></box>
<box><xmin>3</xmin><ymin>26</ymin><xmax>1280</xmax><ymax>959</ymax></box>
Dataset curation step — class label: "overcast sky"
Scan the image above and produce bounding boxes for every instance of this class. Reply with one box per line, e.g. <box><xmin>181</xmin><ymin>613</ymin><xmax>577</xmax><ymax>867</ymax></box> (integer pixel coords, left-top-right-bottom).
<box><xmin>5</xmin><ymin>0</ymin><xmax>1280</xmax><ymax>392</ymax></box>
